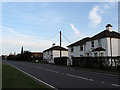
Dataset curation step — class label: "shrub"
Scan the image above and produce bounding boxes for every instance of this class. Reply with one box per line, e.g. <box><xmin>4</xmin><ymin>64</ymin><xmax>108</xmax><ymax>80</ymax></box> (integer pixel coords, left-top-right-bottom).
<box><xmin>54</xmin><ymin>57</ymin><xmax>68</xmax><ymax>66</ymax></box>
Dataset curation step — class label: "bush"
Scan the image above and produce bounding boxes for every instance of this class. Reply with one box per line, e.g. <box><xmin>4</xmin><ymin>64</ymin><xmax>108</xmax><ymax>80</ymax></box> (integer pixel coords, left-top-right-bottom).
<box><xmin>54</xmin><ymin>57</ymin><xmax>68</xmax><ymax>66</ymax></box>
<box><xmin>72</xmin><ymin>56</ymin><xmax>120</xmax><ymax>70</ymax></box>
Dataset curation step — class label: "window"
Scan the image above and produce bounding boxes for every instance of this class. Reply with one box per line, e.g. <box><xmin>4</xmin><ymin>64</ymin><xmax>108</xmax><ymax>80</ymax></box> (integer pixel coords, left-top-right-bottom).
<box><xmin>98</xmin><ymin>39</ymin><xmax>102</xmax><ymax>47</ymax></box>
<box><xmin>94</xmin><ymin>53</ymin><xmax>98</xmax><ymax>57</ymax></box>
<box><xmin>101</xmin><ymin>52</ymin><xmax>104</xmax><ymax>56</ymax></box>
<box><xmin>71</xmin><ymin>47</ymin><xmax>73</xmax><ymax>52</ymax></box>
<box><xmin>71</xmin><ymin>55</ymin><xmax>74</xmax><ymax>59</ymax></box>
<box><xmin>91</xmin><ymin>41</ymin><xmax>94</xmax><ymax>47</ymax></box>
<box><xmin>80</xmin><ymin>45</ymin><xmax>83</xmax><ymax>51</ymax></box>
<box><xmin>51</xmin><ymin>54</ymin><xmax>53</xmax><ymax>59</ymax></box>
<box><xmin>80</xmin><ymin>55</ymin><xmax>83</xmax><ymax>57</ymax></box>
<box><xmin>87</xmin><ymin>53</ymin><xmax>89</xmax><ymax>56</ymax></box>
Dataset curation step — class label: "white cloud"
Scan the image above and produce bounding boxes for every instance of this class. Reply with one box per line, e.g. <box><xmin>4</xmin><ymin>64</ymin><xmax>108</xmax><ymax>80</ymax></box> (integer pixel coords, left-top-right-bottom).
<box><xmin>70</xmin><ymin>24</ymin><xmax>80</xmax><ymax>35</ymax></box>
<box><xmin>1</xmin><ymin>26</ymin><xmax>55</xmax><ymax>55</ymax></box>
<box><xmin>1</xmin><ymin>26</ymin><xmax>32</xmax><ymax>38</ymax></box>
<box><xmin>88</xmin><ymin>2</ymin><xmax>116</xmax><ymax>27</ymax></box>
<box><xmin>89</xmin><ymin>5</ymin><xmax>102</xmax><ymax>27</ymax></box>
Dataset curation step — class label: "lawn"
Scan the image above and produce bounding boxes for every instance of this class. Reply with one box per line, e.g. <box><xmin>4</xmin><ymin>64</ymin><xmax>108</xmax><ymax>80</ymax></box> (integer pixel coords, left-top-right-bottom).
<box><xmin>2</xmin><ymin>64</ymin><xmax>47</xmax><ymax>88</ymax></box>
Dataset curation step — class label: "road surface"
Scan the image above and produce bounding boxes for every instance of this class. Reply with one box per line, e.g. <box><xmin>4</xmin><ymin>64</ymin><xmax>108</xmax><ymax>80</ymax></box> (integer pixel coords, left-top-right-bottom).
<box><xmin>2</xmin><ymin>60</ymin><xmax>120</xmax><ymax>89</ymax></box>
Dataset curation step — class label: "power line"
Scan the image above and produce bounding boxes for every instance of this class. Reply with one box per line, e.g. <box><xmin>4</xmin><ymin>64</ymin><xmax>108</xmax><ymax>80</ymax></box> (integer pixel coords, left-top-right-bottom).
<box><xmin>61</xmin><ymin>33</ymin><xmax>71</xmax><ymax>43</ymax></box>
<box><xmin>45</xmin><ymin>32</ymin><xmax>59</xmax><ymax>40</ymax></box>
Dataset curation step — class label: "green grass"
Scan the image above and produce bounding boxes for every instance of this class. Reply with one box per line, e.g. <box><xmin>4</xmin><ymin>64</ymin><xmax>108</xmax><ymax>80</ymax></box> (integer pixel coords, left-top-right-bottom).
<box><xmin>2</xmin><ymin>64</ymin><xmax>47</xmax><ymax>88</ymax></box>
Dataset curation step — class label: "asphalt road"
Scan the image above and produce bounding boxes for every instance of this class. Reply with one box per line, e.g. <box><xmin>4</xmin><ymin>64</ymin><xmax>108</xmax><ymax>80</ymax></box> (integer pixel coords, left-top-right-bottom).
<box><xmin>2</xmin><ymin>60</ymin><xmax>120</xmax><ymax>89</ymax></box>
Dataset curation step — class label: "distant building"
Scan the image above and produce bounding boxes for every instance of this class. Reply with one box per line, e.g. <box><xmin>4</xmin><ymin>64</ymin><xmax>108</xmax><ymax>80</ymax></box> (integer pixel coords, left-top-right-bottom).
<box><xmin>31</xmin><ymin>52</ymin><xmax>43</xmax><ymax>60</ymax></box>
<box><xmin>2</xmin><ymin>55</ymin><xmax>8</xmax><ymax>59</ymax></box>
<box><xmin>67</xmin><ymin>24</ymin><xmax>120</xmax><ymax>65</ymax></box>
<box><xmin>43</xmin><ymin>46</ymin><xmax>68</xmax><ymax>63</ymax></box>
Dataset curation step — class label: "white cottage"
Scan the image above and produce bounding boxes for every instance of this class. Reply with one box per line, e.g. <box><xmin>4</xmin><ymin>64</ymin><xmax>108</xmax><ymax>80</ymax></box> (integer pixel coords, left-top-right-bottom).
<box><xmin>43</xmin><ymin>46</ymin><xmax>68</xmax><ymax>63</ymax></box>
<box><xmin>67</xmin><ymin>24</ymin><xmax>120</xmax><ymax>65</ymax></box>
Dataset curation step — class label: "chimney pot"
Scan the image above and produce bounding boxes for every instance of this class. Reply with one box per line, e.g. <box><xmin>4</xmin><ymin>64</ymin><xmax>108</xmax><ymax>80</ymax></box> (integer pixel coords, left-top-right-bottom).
<box><xmin>106</xmin><ymin>24</ymin><xmax>112</xmax><ymax>32</ymax></box>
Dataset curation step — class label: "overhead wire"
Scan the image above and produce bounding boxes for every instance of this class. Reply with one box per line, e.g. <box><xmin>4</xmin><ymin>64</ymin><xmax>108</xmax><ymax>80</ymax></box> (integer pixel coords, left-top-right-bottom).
<box><xmin>45</xmin><ymin>32</ymin><xmax>59</xmax><ymax>40</ymax></box>
<box><xmin>61</xmin><ymin>33</ymin><xmax>71</xmax><ymax>43</ymax></box>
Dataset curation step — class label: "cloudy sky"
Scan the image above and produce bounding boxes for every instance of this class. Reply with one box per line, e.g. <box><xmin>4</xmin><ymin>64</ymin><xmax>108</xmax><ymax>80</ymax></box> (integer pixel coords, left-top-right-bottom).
<box><xmin>1</xmin><ymin>1</ymin><xmax>118</xmax><ymax>55</ymax></box>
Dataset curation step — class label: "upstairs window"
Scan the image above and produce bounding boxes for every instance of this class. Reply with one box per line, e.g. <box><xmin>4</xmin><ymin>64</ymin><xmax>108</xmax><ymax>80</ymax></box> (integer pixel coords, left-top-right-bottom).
<box><xmin>80</xmin><ymin>45</ymin><xmax>83</xmax><ymax>51</ymax></box>
<box><xmin>98</xmin><ymin>39</ymin><xmax>102</xmax><ymax>47</ymax></box>
<box><xmin>71</xmin><ymin>47</ymin><xmax>73</xmax><ymax>52</ymax></box>
<box><xmin>91</xmin><ymin>41</ymin><xmax>94</xmax><ymax>47</ymax></box>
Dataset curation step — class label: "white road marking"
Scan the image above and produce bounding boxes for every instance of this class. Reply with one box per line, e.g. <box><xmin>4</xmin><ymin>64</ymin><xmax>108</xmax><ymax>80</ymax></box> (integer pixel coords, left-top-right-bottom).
<box><xmin>5</xmin><ymin>61</ymin><xmax>120</xmax><ymax>88</ymax></box>
<box><xmin>45</xmin><ymin>69</ymin><xmax>59</xmax><ymax>73</ymax></box>
<box><xmin>66</xmin><ymin>74</ymin><xmax>94</xmax><ymax>81</ymax></box>
<box><xmin>67</xmin><ymin>68</ymin><xmax>119</xmax><ymax>77</ymax></box>
<box><xmin>112</xmin><ymin>84</ymin><xmax>120</xmax><ymax>87</ymax></box>
<box><xmin>101</xmin><ymin>81</ymin><xmax>104</xmax><ymax>84</ymax></box>
<box><xmin>11</xmin><ymin>65</ymin><xmax>58</xmax><ymax>90</ymax></box>
<box><xmin>32</xmin><ymin>65</ymin><xmax>95</xmax><ymax>82</ymax></box>
<box><xmin>64</xmin><ymin>68</ymin><xmax>73</xmax><ymax>70</ymax></box>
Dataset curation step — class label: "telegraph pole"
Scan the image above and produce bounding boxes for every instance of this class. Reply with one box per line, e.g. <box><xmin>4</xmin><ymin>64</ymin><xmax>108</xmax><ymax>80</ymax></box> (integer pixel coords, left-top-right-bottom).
<box><xmin>60</xmin><ymin>31</ymin><xmax>61</xmax><ymax>58</ymax></box>
<box><xmin>21</xmin><ymin>46</ymin><xmax>23</xmax><ymax>55</ymax></box>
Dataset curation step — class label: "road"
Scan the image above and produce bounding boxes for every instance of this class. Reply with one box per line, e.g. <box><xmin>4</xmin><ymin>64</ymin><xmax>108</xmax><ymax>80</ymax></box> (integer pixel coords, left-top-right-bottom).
<box><xmin>2</xmin><ymin>60</ymin><xmax>120</xmax><ymax>89</ymax></box>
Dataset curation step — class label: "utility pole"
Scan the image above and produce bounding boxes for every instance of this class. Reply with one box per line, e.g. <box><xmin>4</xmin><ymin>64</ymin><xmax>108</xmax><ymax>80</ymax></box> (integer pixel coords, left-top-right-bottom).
<box><xmin>60</xmin><ymin>31</ymin><xmax>61</xmax><ymax>58</ymax></box>
<box><xmin>21</xmin><ymin>46</ymin><xmax>23</xmax><ymax>55</ymax></box>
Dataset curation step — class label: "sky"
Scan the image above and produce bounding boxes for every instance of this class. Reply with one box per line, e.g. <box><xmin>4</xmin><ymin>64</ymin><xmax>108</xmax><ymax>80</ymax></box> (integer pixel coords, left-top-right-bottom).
<box><xmin>1</xmin><ymin>1</ymin><xmax>118</xmax><ymax>55</ymax></box>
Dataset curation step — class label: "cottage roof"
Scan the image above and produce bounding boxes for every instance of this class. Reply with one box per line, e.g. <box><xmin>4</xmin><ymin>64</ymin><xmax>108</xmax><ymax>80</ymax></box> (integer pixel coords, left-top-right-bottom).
<box><xmin>91</xmin><ymin>30</ymin><xmax>120</xmax><ymax>40</ymax></box>
<box><xmin>43</xmin><ymin>46</ymin><xmax>68</xmax><ymax>52</ymax></box>
<box><xmin>67</xmin><ymin>37</ymin><xmax>91</xmax><ymax>47</ymax></box>
<box><xmin>31</xmin><ymin>52</ymin><xmax>43</xmax><ymax>55</ymax></box>
<box><xmin>67</xmin><ymin>30</ymin><xmax>120</xmax><ymax>47</ymax></box>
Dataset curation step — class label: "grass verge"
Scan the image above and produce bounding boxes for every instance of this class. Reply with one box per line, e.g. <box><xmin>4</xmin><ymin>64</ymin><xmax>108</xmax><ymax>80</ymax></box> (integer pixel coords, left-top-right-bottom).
<box><xmin>2</xmin><ymin>64</ymin><xmax>47</xmax><ymax>88</ymax></box>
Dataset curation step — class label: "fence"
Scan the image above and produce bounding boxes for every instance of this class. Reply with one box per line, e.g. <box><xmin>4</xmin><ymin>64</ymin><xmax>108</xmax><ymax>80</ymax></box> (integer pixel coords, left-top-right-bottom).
<box><xmin>72</xmin><ymin>56</ymin><xmax>120</xmax><ymax>70</ymax></box>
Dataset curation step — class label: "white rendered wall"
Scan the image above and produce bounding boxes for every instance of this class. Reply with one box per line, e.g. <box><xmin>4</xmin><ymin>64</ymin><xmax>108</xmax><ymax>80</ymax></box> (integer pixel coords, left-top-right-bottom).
<box><xmin>106</xmin><ymin>37</ymin><xmax>119</xmax><ymax>56</ymax></box>
<box><xmin>43</xmin><ymin>50</ymin><xmax>53</xmax><ymax>60</ymax></box>
<box><xmin>53</xmin><ymin>50</ymin><xmax>68</xmax><ymax>59</ymax></box>
<box><xmin>68</xmin><ymin>37</ymin><xmax>110</xmax><ymax>58</ymax></box>
<box><xmin>68</xmin><ymin>37</ymin><xmax>120</xmax><ymax>66</ymax></box>
<box><xmin>119</xmin><ymin>39</ymin><xmax>120</xmax><ymax>56</ymax></box>
<box><xmin>44</xmin><ymin>50</ymin><xmax>68</xmax><ymax>61</ymax></box>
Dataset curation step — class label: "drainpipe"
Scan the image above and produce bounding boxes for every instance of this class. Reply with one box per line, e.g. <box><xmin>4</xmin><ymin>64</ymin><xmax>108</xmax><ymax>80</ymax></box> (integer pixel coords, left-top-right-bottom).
<box><xmin>110</xmin><ymin>37</ymin><xmax>112</xmax><ymax>57</ymax></box>
<box><xmin>84</xmin><ymin>43</ymin><xmax>86</xmax><ymax>57</ymax></box>
<box><xmin>110</xmin><ymin>37</ymin><xmax>112</xmax><ymax>66</ymax></box>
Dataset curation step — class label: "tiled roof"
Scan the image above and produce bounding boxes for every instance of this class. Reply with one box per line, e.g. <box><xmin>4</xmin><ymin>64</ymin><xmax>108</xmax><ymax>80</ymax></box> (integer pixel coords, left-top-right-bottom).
<box><xmin>91</xmin><ymin>30</ymin><xmax>120</xmax><ymax>40</ymax></box>
<box><xmin>67</xmin><ymin>37</ymin><xmax>91</xmax><ymax>47</ymax></box>
<box><xmin>31</xmin><ymin>52</ymin><xmax>43</xmax><ymax>55</ymax></box>
<box><xmin>43</xmin><ymin>46</ymin><xmax>68</xmax><ymax>52</ymax></box>
<box><xmin>67</xmin><ymin>30</ymin><xmax>120</xmax><ymax>47</ymax></box>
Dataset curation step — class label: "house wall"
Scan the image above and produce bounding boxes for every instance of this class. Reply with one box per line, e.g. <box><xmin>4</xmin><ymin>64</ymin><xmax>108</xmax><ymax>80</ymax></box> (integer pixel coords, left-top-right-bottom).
<box><xmin>119</xmin><ymin>39</ymin><xmax>120</xmax><ymax>56</ymax></box>
<box><xmin>106</xmin><ymin>37</ymin><xmax>119</xmax><ymax>56</ymax></box>
<box><xmin>43</xmin><ymin>50</ymin><xmax>53</xmax><ymax>60</ymax></box>
<box><xmin>43</xmin><ymin>50</ymin><xmax>68</xmax><ymax>62</ymax></box>
<box><xmin>68</xmin><ymin>38</ymin><xmax>113</xmax><ymax>59</ymax></box>
<box><xmin>53</xmin><ymin>50</ymin><xmax>68</xmax><ymax>59</ymax></box>
<box><xmin>68</xmin><ymin>37</ymin><xmax>120</xmax><ymax>65</ymax></box>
